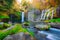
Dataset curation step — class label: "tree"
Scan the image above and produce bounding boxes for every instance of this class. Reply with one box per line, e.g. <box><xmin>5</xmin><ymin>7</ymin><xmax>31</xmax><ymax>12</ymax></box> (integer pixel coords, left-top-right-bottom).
<box><xmin>0</xmin><ymin>0</ymin><xmax>13</xmax><ymax>19</ymax></box>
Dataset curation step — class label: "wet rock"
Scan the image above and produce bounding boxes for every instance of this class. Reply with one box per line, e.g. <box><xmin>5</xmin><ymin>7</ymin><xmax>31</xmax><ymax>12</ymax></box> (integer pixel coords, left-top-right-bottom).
<box><xmin>3</xmin><ymin>32</ymin><xmax>24</xmax><ymax>40</ymax></box>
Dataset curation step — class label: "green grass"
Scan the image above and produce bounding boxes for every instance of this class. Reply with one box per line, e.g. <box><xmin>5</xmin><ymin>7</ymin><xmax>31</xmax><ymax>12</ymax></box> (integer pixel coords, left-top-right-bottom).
<box><xmin>0</xmin><ymin>24</ymin><xmax>22</xmax><ymax>40</ymax></box>
<box><xmin>0</xmin><ymin>15</ymin><xmax>9</xmax><ymax>19</ymax></box>
<box><xmin>49</xmin><ymin>18</ymin><xmax>60</xmax><ymax>23</ymax></box>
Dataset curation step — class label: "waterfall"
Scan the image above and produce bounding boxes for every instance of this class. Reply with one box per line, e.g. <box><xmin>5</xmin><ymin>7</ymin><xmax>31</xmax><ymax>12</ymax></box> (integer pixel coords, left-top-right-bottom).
<box><xmin>40</xmin><ymin>10</ymin><xmax>46</xmax><ymax>20</ymax></box>
<box><xmin>46</xmin><ymin>12</ymin><xmax>51</xmax><ymax>20</ymax></box>
<box><xmin>46</xmin><ymin>9</ymin><xmax>54</xmax><ymax>20</ymax></box>
<box><xmin>43</xmin><ymin>9</ymin><xmax>52</xmax><ymax>20</ymax></box>
<box><xmin>43</xmin><ymin>10</ymin><xmax>46</xmax><ymax>20</ymax></box>
<box><xmin>21</xmin><ymin>12</ymin><xmax>24</xmax><ymax>23</ymax></box>
<box><xmin>51</xmin><ymin>10</ymin><xmax>54</xmax><ymax>19</ymax></box>
<box><xmin>33</xmin><ymin>8</ymin><xmax>54</xmax><ymax>21</ymax></box>
<box><xmin>40</xmin><ymin>10</ymin><xmax>44</xmax><ymax>20</ymax></box>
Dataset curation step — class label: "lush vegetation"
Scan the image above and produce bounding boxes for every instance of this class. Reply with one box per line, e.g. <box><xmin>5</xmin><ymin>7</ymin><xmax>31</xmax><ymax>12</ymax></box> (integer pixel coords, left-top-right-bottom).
<box><xmin>49</xmin><ymin>18</ymin><xmax>60</xmax><ymax>23</ymax></box>
<box><xmin>0</xmin><ymin>23</ymin><xmax>12</xmax><ymax>30</ymax></box>
<box><xmin>0</xmin><ymin>0</ymin><xmax>13</xmax><ymax>12</ymax></box>
<box><xmin>0</xmin><ymin>24</ymin><xmax>34</xmax><ymax>40</ymax></box>
<box><xmin>0</xmin><ymin>0</ymin><xmax>22</xmax><ymax>22</ymax></box>
<box><xmin>0</xmin><ymin>0</ymin><xmax>13</xmax><ymax>19</ymax></box>
<box><xmin>0</xmin><ymin>0</ymin><xmax>60</xmax><ymax>40</ymax></box>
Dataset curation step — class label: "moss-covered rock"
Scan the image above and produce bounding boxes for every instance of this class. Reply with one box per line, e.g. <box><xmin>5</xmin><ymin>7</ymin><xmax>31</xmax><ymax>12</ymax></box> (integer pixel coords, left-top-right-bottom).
<box><xmin>0</xmin><ymin>23</ymin><xmax>35</xmax><ymax>40</ymax></box>
<box><xmin>35</xmin><ymin>24</ymin><xmax>51</xmax><ymax>30</ymax></box>
<box><xmin>0</xmin><ymin>23</ymin><xmax>12</xmax><ymax>30</ymax></box>
<box><xmin>23</xmin><ymin>22</ymin><xmax>30</xmax><ymax>26</ymax></box>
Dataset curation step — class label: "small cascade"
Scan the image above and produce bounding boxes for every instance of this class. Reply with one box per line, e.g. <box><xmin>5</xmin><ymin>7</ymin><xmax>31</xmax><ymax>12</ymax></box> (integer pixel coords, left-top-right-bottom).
<box><xmin>46</xmin><ymin>11</ymin><xmax>51</xmax><ymax>20</ymax></box>
<box><xmin>40</xmin><ymin>10</ymin><xmax>46</xmax><ymax>20</ymax></box>
<box><xmin>40</xmin><ymin>10</ymin><xmax>44</xmax><ymax>20</ymax></box>
<box><xmin>40</xmin><ymin>9</ymin><xmax>54</xmax><ymax>20</ymax></box>
<box><xmin>51</xmin><ymin>10</ymin><xmax>54</xmax><ymax>19</ymax></box>
<box><xmin>43</xmin><ymin>10</ymin><xmax>46</xmax><ymax>20</ymax></box>
<box><xmin>28</xmin><ymin>9</ymin><xmax>54</xmax><ymax>22</ymax></box>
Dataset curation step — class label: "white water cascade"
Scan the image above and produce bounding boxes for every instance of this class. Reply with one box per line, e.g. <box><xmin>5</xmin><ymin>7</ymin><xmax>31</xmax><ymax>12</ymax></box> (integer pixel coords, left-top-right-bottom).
<box><xmin>40</xmin><ymin>10</ymin><xmax>46</xmax><ymax>20</ymax></box>
<box><xmin>40</xmin><ymin>9</ymin><xmax>54</xmax><ymax>20</ymax></box>
<box><xmin>21</xmin><ymin>12</ymin><xmax>24</xmax><ymax>23</ymax></box>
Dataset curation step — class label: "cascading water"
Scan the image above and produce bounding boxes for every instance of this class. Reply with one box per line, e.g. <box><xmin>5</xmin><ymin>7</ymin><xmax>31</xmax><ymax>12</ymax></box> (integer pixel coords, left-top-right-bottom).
<box><xmin>40</xmin><ymin>10</ymin><xmax>46</xmax><ymax>20</ymax></box>
<box><xmin>40</xmin><ymin>9</ymin><xmax>54</xmax><ymax>20</ymax></box>
<box><xmin>21</xmin><ymin>12</ymin><xmax>24</xmax><ymax>23</ymax></box>
<box><xmin>40</xmin><ymin>10</ymin><xmax>44</xmax><ymax>20</ymax></box>
<box><xmin>51</xmin><ymin>10</ymin><xmax>54</xmax><ymax>19</ymax></box>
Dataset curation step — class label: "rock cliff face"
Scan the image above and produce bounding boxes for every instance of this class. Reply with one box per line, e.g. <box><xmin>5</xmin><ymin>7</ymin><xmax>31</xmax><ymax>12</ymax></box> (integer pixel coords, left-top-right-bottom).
<box><xmin>56</xmin><ymin>5</ymin><xmax>60</xmax><ymax>18</ymax></box>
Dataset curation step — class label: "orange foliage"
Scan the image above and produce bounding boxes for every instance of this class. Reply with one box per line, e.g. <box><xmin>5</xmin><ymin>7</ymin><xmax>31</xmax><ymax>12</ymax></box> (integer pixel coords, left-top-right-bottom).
<box><xmin>49</xmin><ymin>0</ymin><xmax>56</xmax><ymax>7</ymax></box>
<box><xmin>32</xmin><ymin>0</ymin><xmax>50</xmax><ymax>10</ymax></box>
<box><xmin>12</xmin><ymin>0</ymin><xmax>21</xmax><ymax>11</ymax></box>
<box><xmin>32</xmin><ymin>0</ymin><xmax>40</xmax><ymax>9</ymax></box>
